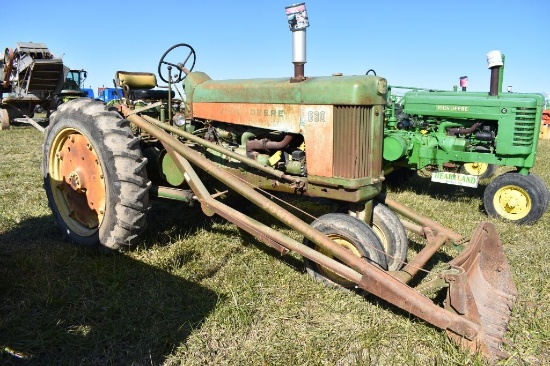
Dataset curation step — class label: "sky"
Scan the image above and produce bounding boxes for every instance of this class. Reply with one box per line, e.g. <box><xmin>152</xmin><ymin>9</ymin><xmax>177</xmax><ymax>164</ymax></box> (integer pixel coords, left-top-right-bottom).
<box><xmin>2</xmin><ymin>0</ymin><xmax>549</xmax><ymax>99</ymax></box>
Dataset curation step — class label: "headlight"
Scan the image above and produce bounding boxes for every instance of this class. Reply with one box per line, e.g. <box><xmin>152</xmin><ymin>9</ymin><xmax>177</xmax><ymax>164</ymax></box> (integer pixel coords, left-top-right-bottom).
<box><xmin>173</xmin><ymin>113</ymin><xmax>186</xmax><ymax>127</ymax></box>
<box><xmin>377</xmin><ymin>78</ymin><xmax>387</xmax><ymax>95</ymax></box>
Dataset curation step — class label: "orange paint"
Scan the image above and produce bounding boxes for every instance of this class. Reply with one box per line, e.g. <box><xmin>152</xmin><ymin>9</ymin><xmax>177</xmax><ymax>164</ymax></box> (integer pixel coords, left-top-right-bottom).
<box><xmin>193</xmin><ymin>102</ymin><xmax>302</xmax><ymax>133</ymax></box>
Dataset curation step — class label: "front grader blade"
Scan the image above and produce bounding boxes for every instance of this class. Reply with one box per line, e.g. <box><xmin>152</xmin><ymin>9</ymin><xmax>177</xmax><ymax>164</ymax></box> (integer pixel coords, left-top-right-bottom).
<box><xmin>445</xmin><ymin>222</ymin><xmax>517</xmax><ymax>361</ymax></box>
<box><xmin>381</xmin><ymin>195</ymin><xmax>517</xmax><ymax>360</ymax></box>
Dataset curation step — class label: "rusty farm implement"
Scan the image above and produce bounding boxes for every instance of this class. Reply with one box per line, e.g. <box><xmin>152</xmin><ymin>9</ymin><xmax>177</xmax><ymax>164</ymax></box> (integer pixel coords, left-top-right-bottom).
<box><xmin>41</xmin><ymin>3</ymin><xmax>517</xmax><ymax>361</ymax></box>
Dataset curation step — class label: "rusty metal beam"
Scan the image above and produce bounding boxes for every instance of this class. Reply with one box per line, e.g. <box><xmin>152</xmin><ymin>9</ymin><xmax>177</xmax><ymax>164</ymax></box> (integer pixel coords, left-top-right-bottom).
<box><xmin>161</xmin><ymin>143</ymin><xmax>362</xmax><ymax>278</ymax></box>
<box><xmin>120</xmin><ymin>108</ymin><xmax>485</xmax><ymax>342</ymax></box>
<box><xmin>392</xmin><ymin>228</ymin><xmax>448</xmax><ymax>283</ymax></box>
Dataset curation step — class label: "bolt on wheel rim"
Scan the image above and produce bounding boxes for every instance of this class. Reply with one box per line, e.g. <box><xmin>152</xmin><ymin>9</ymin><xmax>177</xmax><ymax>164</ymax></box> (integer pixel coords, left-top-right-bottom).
<box><xmin>371</xmin><ymin>223</ymin><xmax>389</xmax><ymax>254</ymax></box>
<box><xmin>493</xmin><ymin>185</ymin><xmax>531</xmax><ymax>220</ymax></box>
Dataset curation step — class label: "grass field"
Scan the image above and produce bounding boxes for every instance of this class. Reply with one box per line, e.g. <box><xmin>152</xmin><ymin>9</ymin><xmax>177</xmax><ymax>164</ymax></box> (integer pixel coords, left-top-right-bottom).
<box><xmin>1</xmin><ymin>125</ymin><xmax>548</xmax><ymax>365</ymax></box>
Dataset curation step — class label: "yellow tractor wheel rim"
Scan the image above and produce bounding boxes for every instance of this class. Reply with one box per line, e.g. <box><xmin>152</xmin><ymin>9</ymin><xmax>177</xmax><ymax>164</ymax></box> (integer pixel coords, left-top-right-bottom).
<box><xmin>492</xmin><ymin>184</ymin><xmax>531</xmax><ymax>220</ymax></box>
<box><xmin>316</xmin><ymin>234</ymin><xmax>362</xmax><ymax>286</ymax></box>
<box><xmin>371</xmin><ymin>222</ymin><xmax>389</xmax><ymax>254</ymax></box>
<box><xmin>48</xmin><ymin>128</ymin><xmax>106</xmax><ymax>236</ymax></box>
<box><xmin>463</xmin><ymin>162</ymin><xmax>489</xmax><ymax>176</ymax></box>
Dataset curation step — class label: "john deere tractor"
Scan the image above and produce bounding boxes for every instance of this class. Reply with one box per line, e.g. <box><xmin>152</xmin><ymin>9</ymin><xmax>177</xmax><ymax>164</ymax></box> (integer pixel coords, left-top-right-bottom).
<box><xmin>383</xmin><ymin>51</ymin><xmax>549</xmax><ymax>224</ymax></box>
<box><xmin>41</xmin><ymin>4</ymin><xmax>517</xmax><ymax>361</ymax></box>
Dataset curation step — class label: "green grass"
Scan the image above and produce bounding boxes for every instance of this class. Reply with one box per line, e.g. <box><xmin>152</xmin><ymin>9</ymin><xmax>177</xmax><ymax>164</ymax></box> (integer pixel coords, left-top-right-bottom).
<box><xmin>1</xmin><ymin>125</ymin><xmax>549</xmax><ymax>365</ymax></box>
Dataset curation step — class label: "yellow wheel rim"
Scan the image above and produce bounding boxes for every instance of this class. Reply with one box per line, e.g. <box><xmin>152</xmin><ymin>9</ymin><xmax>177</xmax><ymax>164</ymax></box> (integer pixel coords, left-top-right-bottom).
<box><xmin>492</xmin><ymin>185</ymin><xmax>531</xmax><ymax>220</ymax></box>
<box><xmin>462</xmin><ymin>162</ymin><xmax>489</xmax><ymax>176</ymax></box>
<box><xmin>48</xmin><ymin>128</ymin><xmax>106</xmax><ymax>236</ymax></box>
<box><xmin>371</xmin><ymin>222</ymin><xmax>389</xmax><ymax>254</ymax></box>
<box><xmin>316</xmin><ymin>234</ymin><xmax>362</xmax><ymax>287</ymax></box>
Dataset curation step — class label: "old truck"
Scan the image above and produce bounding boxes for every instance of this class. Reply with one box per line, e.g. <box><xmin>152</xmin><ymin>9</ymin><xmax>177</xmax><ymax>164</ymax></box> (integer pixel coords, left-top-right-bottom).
<box><xmin>41</xmin><ymin>4</ymin><xmax>516</xmax><ymax>361</ymax></box>
<box><xmin>0</xmin><ymin>42</ymin><xmax>88</xmax><ymax>130</ymax></box>
<box><xmin>382</xmin><ymin>52</ymin><xmax>549</xmax><ymax>224</ymax></box>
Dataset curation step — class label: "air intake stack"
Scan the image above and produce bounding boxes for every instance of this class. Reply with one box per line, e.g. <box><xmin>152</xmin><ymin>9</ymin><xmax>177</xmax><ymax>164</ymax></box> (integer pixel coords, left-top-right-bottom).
<box><xmin>285</xmin><ymin>3</ymin><xmax>309</xmax><ymax>82</ymax></box>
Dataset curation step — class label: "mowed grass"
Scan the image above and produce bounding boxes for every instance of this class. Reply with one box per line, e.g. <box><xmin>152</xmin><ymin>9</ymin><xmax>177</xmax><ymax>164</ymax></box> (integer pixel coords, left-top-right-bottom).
<box><xmin>0</xmin><ymin>125</ymin><xmax>548</xmax><ymax>365</ymax></box>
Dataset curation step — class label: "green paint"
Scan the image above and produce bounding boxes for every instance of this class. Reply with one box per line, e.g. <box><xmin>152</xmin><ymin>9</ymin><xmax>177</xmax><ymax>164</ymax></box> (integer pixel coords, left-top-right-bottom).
<box><xmin>186</xmin><ymin>73</ymin><xmax>387</xmax><ymax>106</ymax></box>
<box><xmin>384</xmin><ymin>83</ymin><xmax>545</xmax><ymax>172</ymax></box>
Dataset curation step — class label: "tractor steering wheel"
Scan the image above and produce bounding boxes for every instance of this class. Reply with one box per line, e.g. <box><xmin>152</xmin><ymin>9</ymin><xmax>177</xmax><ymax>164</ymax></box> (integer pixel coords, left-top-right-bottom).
<box><xmin>158</xmin><ymin>43</ymin><xmax>196</xmax><ymax>84</ymax></box>
<box><xmin>365</xmin><ymin>69</ymin><xmax>377</xmax><ymax>76</ymax></box>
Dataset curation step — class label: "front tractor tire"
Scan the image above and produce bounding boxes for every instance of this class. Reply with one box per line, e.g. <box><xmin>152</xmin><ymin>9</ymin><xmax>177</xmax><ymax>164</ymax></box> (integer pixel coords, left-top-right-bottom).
<box><xmin>370</xmin><ymin>201</ymin><xmax>408</xmax><ymax>271</ymax></box>
<box><xmin>483</xmin><ymin>172</ymin><xmax>549</xmax><ymax>225</ymax></box>
<box><xmin>43</xmin><ymin>98</ymin><xmax>150</xmax><ymax>250</ymax></box>
<box><xmin>337</xmin><ymin>201</ymin><xmax>408</xmax><ymax>271</ymax></box>
<box><xmin>303</xmin><ymin>213</ymin><xmax>388</xmax><ymax>289</ymax></box>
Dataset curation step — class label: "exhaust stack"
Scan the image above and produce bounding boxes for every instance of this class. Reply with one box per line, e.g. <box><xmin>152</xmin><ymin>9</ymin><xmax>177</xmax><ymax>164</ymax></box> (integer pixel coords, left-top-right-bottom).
<box><xmin>487</xmin><ymin>50</ymin><xmax>503</xmax><ymax>96</ymax></box>
<box><xmin>285</xmin><ymin>3</ymin><xmax>309</xmax><ymax>82</ymax></box>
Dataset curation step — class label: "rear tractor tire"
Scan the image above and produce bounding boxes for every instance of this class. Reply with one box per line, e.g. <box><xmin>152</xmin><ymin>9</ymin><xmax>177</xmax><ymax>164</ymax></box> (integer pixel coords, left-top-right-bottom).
<box><xmin>303</xmin><ymin>213</ymin><xmax>388</xmax><ymax>289</ymax></box>
<box><xmin>483</xmin><ymin>172</ymin><xmax>549</xmax><ymax>225</ymax></box>
<box><xmin>42</xmin><ymin>98</ymin><xmax>151</xmax><ymax>250</ymax></box>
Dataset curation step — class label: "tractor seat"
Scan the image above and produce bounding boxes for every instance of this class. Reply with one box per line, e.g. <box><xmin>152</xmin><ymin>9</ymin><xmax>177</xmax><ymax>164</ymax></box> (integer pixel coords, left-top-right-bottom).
<box><xmin>115</xmin><ymin>71</ymin><xmax>174</xmax><ymax>100</ymax></box>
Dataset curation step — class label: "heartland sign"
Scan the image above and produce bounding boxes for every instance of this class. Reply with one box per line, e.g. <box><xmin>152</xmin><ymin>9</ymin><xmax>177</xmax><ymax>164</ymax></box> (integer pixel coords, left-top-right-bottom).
<box><xmin>431</xmin><ymin>171</ymin><xmax>479</xmax><ymax>188</ymax></box>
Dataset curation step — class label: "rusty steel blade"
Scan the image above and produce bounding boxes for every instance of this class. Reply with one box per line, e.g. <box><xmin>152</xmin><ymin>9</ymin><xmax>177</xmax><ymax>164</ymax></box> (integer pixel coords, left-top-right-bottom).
<box><xmin>445</xmin><ymin>222</ymin><xmax>517</xmax><ymax>361</ymax></box>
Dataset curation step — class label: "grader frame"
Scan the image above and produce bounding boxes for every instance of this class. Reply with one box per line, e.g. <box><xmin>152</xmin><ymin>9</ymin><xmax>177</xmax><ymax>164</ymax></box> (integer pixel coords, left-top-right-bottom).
<box><xmin>118</xmin><ymin>100</ymin><xmax>515</xmax><ymax>360</ymax></box>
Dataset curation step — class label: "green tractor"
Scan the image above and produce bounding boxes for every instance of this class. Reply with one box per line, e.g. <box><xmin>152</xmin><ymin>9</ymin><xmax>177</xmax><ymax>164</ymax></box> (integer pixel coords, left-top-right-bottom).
<box><xmin>383</xmin><ymin>51</ymin><xmax>549</xmax><ymax>224</ymax></box>
<box><xmin>41</xmin><ymin>4</ymin><xmax>517</xmax><ymax>361</ymax></box>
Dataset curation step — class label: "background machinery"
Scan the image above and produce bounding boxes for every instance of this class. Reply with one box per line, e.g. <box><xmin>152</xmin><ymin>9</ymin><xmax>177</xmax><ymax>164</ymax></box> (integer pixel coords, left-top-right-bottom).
<box><xmin>97</xmin><ymin>87</ymin><xmax>122</xmax><ymax>103</ymax></box>
<box><xmin>61</xmin><ymin>68</ymin><xmax>92</xmax><ymax>101</ymax></box>
<box><xmin>41</xmin><ymin>4</ymin><xmax>517</xmax><ymax>361</ymax></box>
<box><xmin>0</xmin><ymin>42</ymin><xmax>88</xmax><ymax>130</ymax></box>
<box><xmin>383</xmin><ymin>51</ymin><xmax>549</xmax><ymax>224</ymax></box>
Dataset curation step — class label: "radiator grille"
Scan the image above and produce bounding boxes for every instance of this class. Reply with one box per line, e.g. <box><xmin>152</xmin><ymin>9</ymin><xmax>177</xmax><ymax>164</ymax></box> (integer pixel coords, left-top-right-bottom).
<box><xmin>333</xmin><ymin>106</ymin><xmax>381</xmax><ymax>179</ymax></box>
<box><xmin>513</xmin><ymin>107</ymin><xmax>537</xmax><ymax>147</ymax></box>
